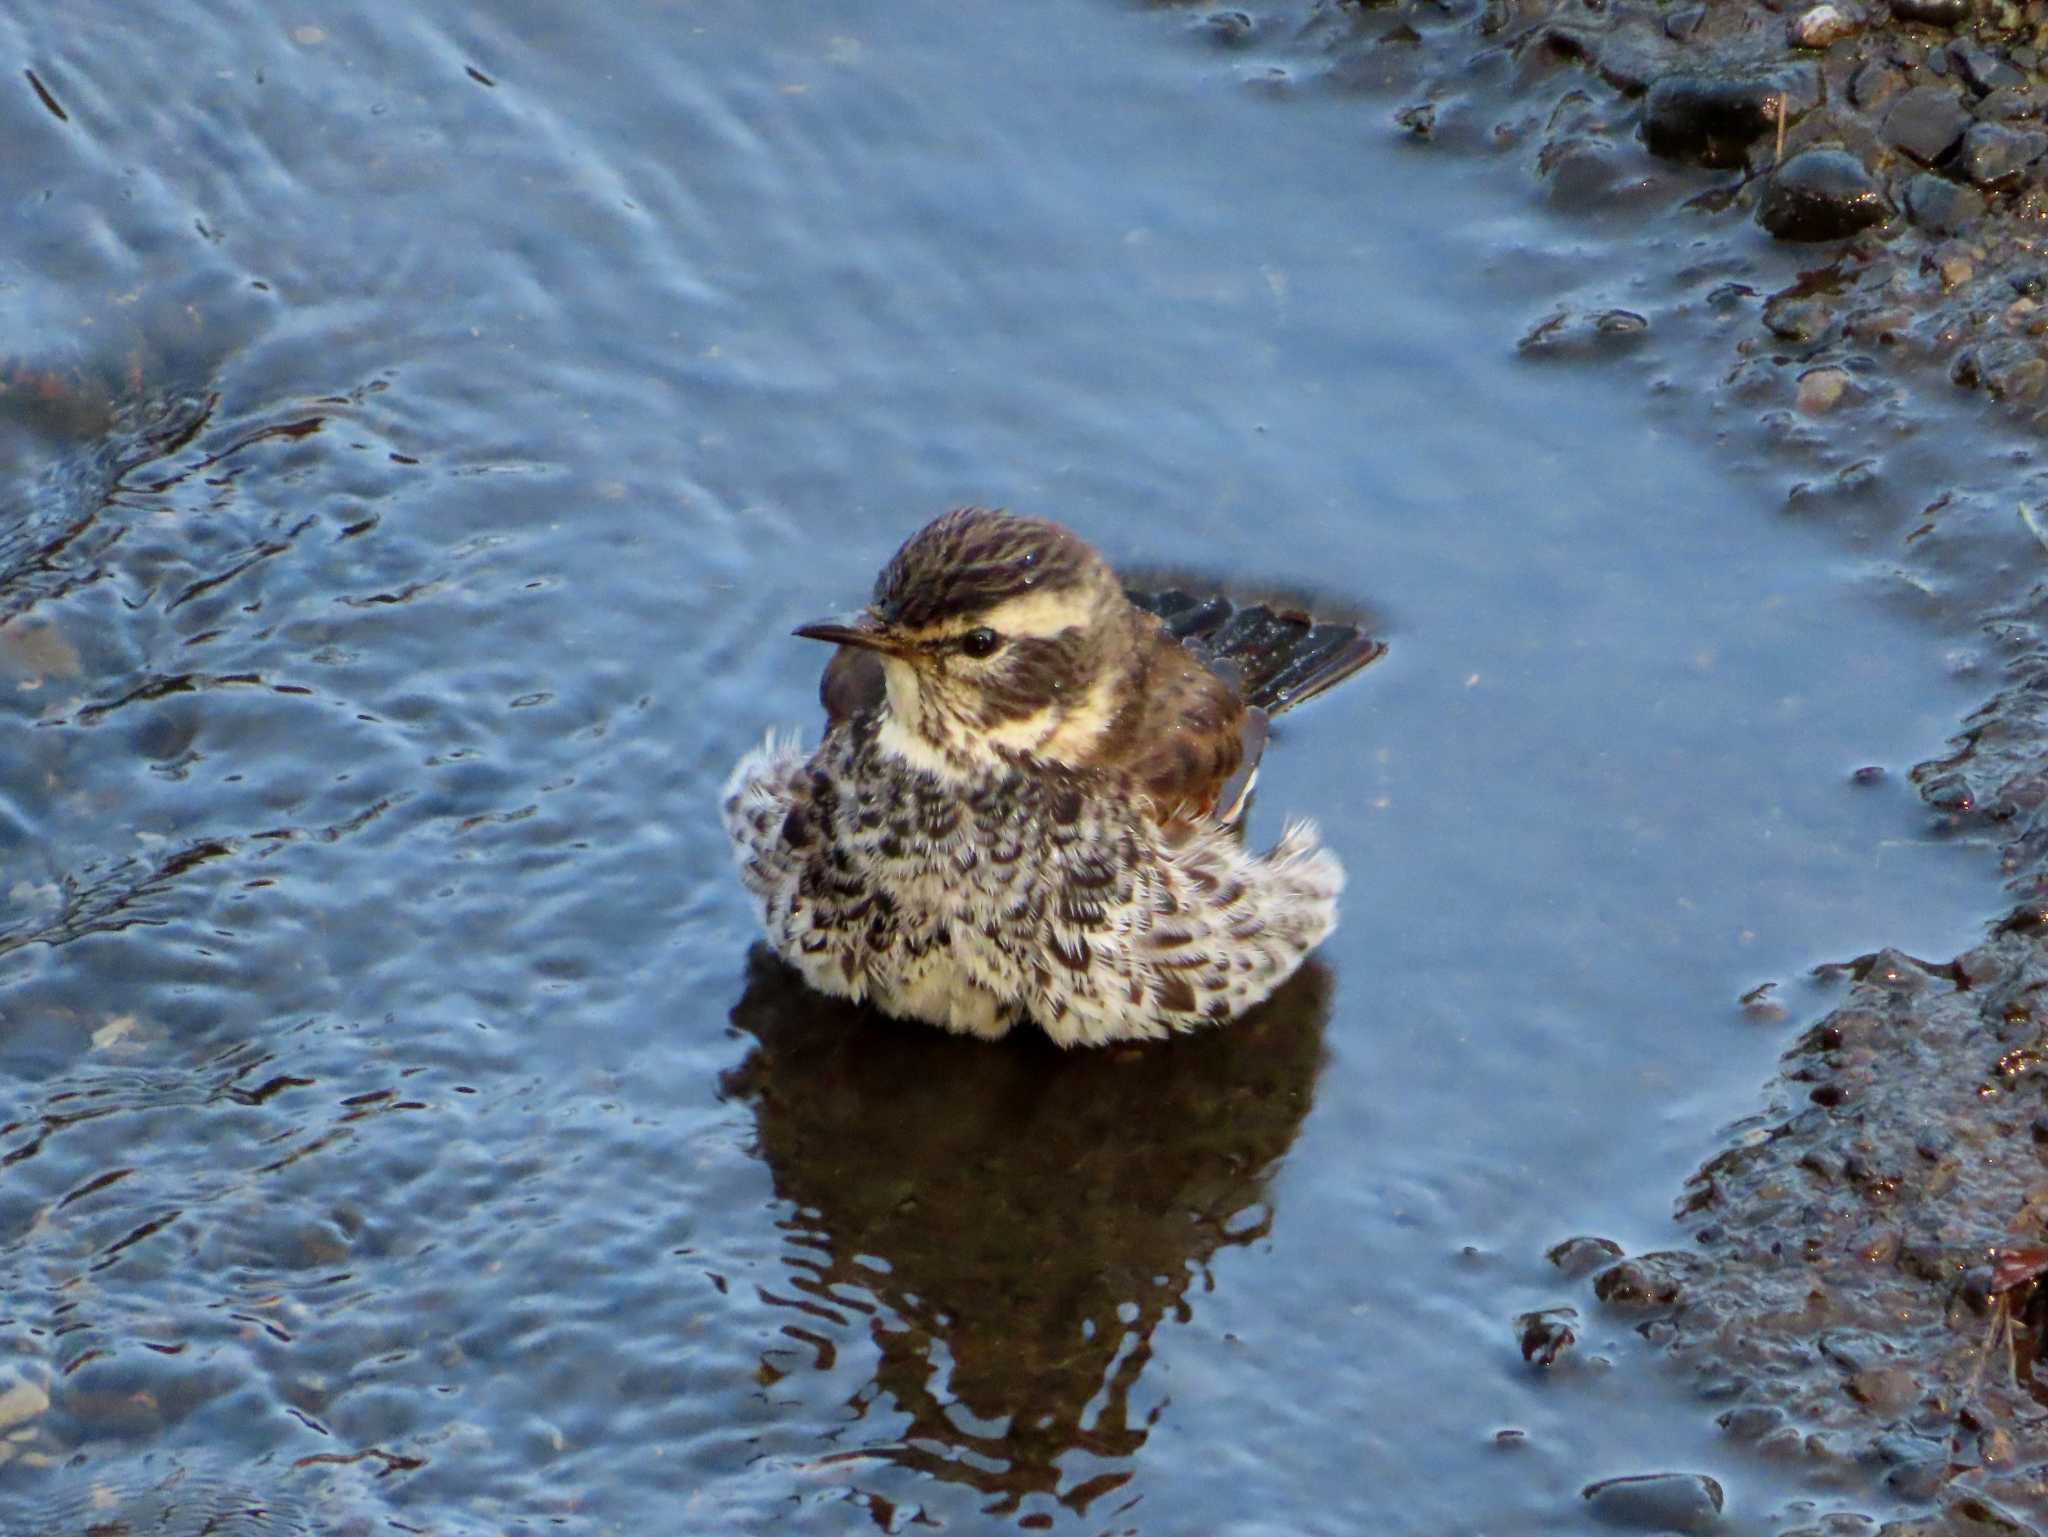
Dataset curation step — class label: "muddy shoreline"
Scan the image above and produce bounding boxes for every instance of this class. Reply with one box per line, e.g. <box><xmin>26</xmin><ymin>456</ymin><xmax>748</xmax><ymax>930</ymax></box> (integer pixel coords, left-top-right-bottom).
<box><xmin>1207</xmin><ymin>0</ymin><xmax>2048</xmax><ymax>1525</ymax></box>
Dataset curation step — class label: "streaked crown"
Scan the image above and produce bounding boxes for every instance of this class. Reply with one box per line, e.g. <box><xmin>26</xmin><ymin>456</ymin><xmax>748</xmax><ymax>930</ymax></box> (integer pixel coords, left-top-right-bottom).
<box><xmin>873</xmin><ymin>507</ymin><xmax>1104</xmax><ymax>630</ymax></box>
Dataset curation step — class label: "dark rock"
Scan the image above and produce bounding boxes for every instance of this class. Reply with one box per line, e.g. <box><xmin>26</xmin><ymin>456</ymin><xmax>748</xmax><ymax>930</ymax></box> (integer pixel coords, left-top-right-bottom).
<box><xmin>1890</xmin><ymin>0</ymin><xmax>1972</xmax><ymax>24</ymax></box>
<box><xmin>1958</xmin><ymin>121</ymin><xmax>2048</xmax><ymax>189</ymax></box>
<box><xmin>1642</xmin><ymin>65</ymin><xmax>1822</xmax><ymax>167</ymax></box>
<box><xmin>1977</xmin><ymin>84</ymin><xmax>2046</xmax><ymax>121</ymax></box>
<box><xmin>1199</xmin><ymin>9</ymin><xmax>1257</xmax><ymax>45</ymax></box>
<box><xmin>1762</xmin><ymin>293</ymin><xmax>1837</xmax><ymax>340</ymax></box>
<box><xmin>1851</xmin><ymin>59</ymin><xmax>1906</xmax><ymax>110</ymax></box>
<box><xmin>1717</xmin><ymin>1403</ymin><xmax>1785</xmax><ymax>1439</ymax></box>
<box><xmin>1582</xmin><ymin>1472</ymin><xmax>1726</xmax><ymax>1532</ymax></box>
<box><xmin>1905</xmin><ymin>171</ymin><xmax>1986</xmax><ymax>233</ymax></box>
<box><xmin>1759</xmin><ymin>149</ymin><xmax>1892</xmax><ymax>240</ymax></box>
<box><xmin>1883</xmin><ymin>85</ymin><xmax>1972</xmax><ymax>165</ymax></box>
<box><xmin>1885</xmin><ymin>1457</ymin><xmax>1950</xmax><ymax>1501</ymax></box>
<box><xmin>1950</xmin><ymin>40</ymin><xmax>2025</xmax><ymax>94</ymax></box>
<box><xmin>1547</xmin><ymin>1234</ymin><xmax>1626</xmax><ymax>1276</ymax></box>
<box><xmin>1592</xmin><ymin>1251</ymin><xmax>1700</xmax><ymax>1307</ymax></box>
<box><xmin>1853</xmin><ymin>765</ymin><xmax>1888</xmax><ymax>785</ymax></box>
<box><xmin>1665</xmin><ymin>4</ymin><xmax>1707</xmax><ymax>37</ymax></box>
<box><xmin>1517</xmin><ymin>1306</ymin><xmax>1579</xmax><ymax>1365</ymax></box>
<box><xmin>1877</xmin><ymin>1501</ymin><xmax>2029</xmax><ymax>1536</ymax></box>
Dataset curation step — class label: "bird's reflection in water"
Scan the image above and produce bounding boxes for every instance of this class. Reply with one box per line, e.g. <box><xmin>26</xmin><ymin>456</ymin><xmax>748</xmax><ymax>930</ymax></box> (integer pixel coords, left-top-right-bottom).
<box><xmin>719</xmin><ymin>948</ymin><xmax>1332</xmax><ymax>1521</ymax></box>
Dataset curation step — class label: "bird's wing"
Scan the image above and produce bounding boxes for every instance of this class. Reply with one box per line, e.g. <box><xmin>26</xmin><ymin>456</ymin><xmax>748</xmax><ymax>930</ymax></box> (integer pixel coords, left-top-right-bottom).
<box><xmin>1126</xmin><ymin>588</ymin><xmax>1386</xmax><ymax>718</ymax></box>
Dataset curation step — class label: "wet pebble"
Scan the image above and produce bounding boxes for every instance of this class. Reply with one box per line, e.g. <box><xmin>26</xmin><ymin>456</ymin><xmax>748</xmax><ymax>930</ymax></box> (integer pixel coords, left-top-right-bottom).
<box><xmin>1758</xmin><ymin>149</ymin><xmax>1891</xmax><ymax>241</ymax></box>
<box><xmin>1547</xmin><ymin>1233</ymin><xmax>1625</xmax><ymax>1277</ymax></box>
<box><xmin>1717</xmin><ymin>1402</ymin><xmax>1785</xmax><ymax>1440</ymax></box>
<box><xmin>0</xmin><ymin>1366</ymin><xmax>50</xmax><ymax>1435</ymax></box>
<box><xmin>1582</xmin><ymin>1471</ymin><xmax>1725</xmax><ymax>1532</ymax></box>
<box><xmin>1517</xmin><ymin>1306</ymin><xmax>1579</xmax><ymax>1366</ymax></box>
<box><xmin>1851</xmin><ymin>765</ymin><xmax>1887</xmax><ymax>785</ymax></box>
<box><xmin>1846</xmin><ymin>1364</ymin><xmax>1918</xmax><ymax>1414</ymax></box>
<box><xmin>1199</xmin><ymin>10</ymin><xmax>1257</xmax><ymax>46</ymax></box>
<box><xmin>1883</xmin><ymin>86</ymin><xmax>1971</xmax><ymax>165</ymax></box>
<box><xmin>1642</xmin><ymin>67</ymin><xmax>1821</xmax><ymax>167</ymax></box>
<box><xmin>1797</xmin><ymin>366</ymin><xmax>1853</xmax><ymax>414</ymax></box>
<box><xmin>1592</xmin><ymin>1251</ymin><xmax>1698</xmax><ymax>1307</ymax></box>
<box><xmin>1889</xmin><ymin>0</ymin><xmax>1972</xmax><ymax>23</ymax></box>
<box><xmin>1851</xmin><ymin>59</ymin><xmax>1905</xmax><ymax>110</ymax></box>
<box><xmin>1958</xmin><ymin>121</ymin><xmax>2048</xmax><ymax>189</ymax></box>
<box><xmin>1791</xmin><ymin>3</ymin><xmax>1860</xmax><ymax>46</ymax></box>
<box><xmin>1949</xmin><ymin>39</ymin><xmax>2024</xmax><ymax>93</ymax></box>
<box><xmin>1904</xmin><ymin>172</ymin><xmax>1985</xmax><ymax>234</ymax></box>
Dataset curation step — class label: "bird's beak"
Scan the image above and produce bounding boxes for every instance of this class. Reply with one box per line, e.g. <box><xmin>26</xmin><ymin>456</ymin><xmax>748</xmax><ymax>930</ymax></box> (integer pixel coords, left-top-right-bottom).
<box><xmin>792</xmin><ymin>611</ymin><xmax>909</xmax><ymax>657</ymax></box>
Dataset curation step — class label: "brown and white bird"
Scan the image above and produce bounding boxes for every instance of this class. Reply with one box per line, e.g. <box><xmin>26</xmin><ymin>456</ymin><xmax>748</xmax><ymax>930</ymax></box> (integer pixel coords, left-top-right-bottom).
<box><xmin>722</xmin><ymin>508</ymin><xmax>1382</xmax><ymax>1046</ymax></box>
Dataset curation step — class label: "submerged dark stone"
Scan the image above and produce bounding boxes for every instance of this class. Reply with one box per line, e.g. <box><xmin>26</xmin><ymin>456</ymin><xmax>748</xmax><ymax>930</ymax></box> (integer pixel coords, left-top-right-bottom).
<box><xmin>1904</xmin><ymin>171</ymin><xmax>1986</xmax><ymax>233</ymax></box>
<box><xmin>1758</xmin><ymin>149</ymin><xmax>1892</xmax><ymax>240</ymax></box>
<box><xmin>1958</xmin><ymin>120</ymin><xmax>2048</xmax><ymax>188</ymax></box>
<box><xmin>1883</xmin><ymin>85</ymin><xmax>1972</xmax><ymax>165</ymax></box>
<box><xmin>1642</xmin><ymin>66</ymin><xmax>1821</xmax><ymax>167</ymax></box>
<box><xmin>1889</xmin><ymin>0</ymin><xmax>1972</xmax><ymax>25</ymax></box>
<box><xmin>1582</xmin><ymin>1472</ymin><xmax>1726</xmax><ymax>1533</ymax></box>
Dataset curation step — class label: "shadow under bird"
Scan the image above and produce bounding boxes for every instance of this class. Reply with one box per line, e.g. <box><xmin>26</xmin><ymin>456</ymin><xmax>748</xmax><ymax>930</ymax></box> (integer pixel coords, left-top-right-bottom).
<box><xmin>723</xmin><ymin>507</ymin><xmax>1383</xmax><ymax>1046</ymax></box>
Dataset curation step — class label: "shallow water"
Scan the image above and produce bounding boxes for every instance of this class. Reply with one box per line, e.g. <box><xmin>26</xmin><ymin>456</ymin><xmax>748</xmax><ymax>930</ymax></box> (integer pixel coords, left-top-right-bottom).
<box><xmin>0</xmin><ymin>0</ymin><xmax>2014</xmax><ymax>1532</ymax></box>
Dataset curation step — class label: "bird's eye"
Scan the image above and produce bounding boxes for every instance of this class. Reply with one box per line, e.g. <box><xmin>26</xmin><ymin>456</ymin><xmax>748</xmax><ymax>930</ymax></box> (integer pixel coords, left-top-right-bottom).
<box><xmin>959</xmin><ymin>627</ymin><xmax>1002</xmax><ymax>659</ymax></box>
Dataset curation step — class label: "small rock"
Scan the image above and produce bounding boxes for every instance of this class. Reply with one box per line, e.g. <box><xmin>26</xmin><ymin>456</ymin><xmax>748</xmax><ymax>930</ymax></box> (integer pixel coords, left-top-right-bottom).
<box><xmin>1547</xmin><ymin>1234</ymin><xmax>1626</xmax><ymax>1276</ymax></box>
<box><xmin>1905</xmin><ymin>172</ymin><xmax>1986</xmax><ymax>233</ymax></box>
<box><xmin>1890</xmin><ymin>0</ymin><xmax>1972</xmax><ymax>23</ymax></box>
<box><xmin>1593</xmin><ymin>1251</ymin><xmax>1699</xmax><ymax>1307</ymax></box>
<box><xmin>1977</xmin><ymin>84</ymin><xmax>2046</xmax><ymax>120</ymax></box>
<box><xmin>0</xmin><ymin>1373</ymin><xmax>49</xmax><ymax>1435</ymax></box>
<box><xmin>1583</xmin><ymin>1471</ymin><xmax>1726</xmax><ymax>1533</ymax></box>
<box><xmin>1949</xmin><ymin>39</ymin><xmax>2024</xmax><ymax>93</ymax></box>
<box><xmin>1792</xmin><ymin>3</ymin><xmax>1860</xmax><ymax>44</ymax></box>
<box><xmin>1883</xmin><ymin>85</ymin><xmax>1972</xmax><ymax>165</ymax></box>
<box><xmin>1958</xmin><ymin>121</ymin><xmax>2048</xmax><ymax>188</ymax></box>
<box><xmin>1885</xmin><ymin>1457</ymin><xmax>1948</xmax><ymax>1501</ymax></box>
<box><xmin>1718</xmin><ymin>1403</ymin><xmax>1785</xmax><ymax>1440</ymax></box>
<box><xmin>1517</xmin><ymin>1307</ymin><xmax>1579</xmax><ymax>1366</ymax></box>
<box><xmin>1846</xmin><ymin>1365</ymin><xmax>1919</xmax><ymax>1414</ymax></box>
<box><xmin>1940</xmin><ymin>254</ymin><xmax>1975</xmax><ymax>288</ymax></box>
<box><xmin>1851</xmin><ymin>59</ymin><xmax>1905</xmax><ymax>109</ymax></box>
<box><xmin>1797</xmin><ymin>366</ymin><xmax>1853</xmax><ymax>413</ymax></box>
<box><xmin>1199</xmin><ymin>9</ymin><xmax>1256</xmax><ymax>45</ymax></box>
<box><xmin>1665</xmin><ymin>5</ymin><xmax>1706</xmax><ymax>38</ymax></box>
<box><xmin>1642</xmin><ymin>67</ymin><xmax>1822</xmax><ymax>167</ymax></box>
<box><xmin>1759</xmin><ymin>149</ymin><xmax>1892</xmax><ymax>241</ymax></box>
<box><xmin>1851</xmin><ymin>765</ymin><xmax>1887</xmax><ymax>785</ymax></box>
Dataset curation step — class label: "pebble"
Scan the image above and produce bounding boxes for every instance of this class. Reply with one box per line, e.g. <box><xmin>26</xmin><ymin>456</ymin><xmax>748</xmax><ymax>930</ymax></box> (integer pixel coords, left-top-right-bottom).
<box><xmin>1758</xmin><ymin>149</ymin><xmax>1892</xmax><ymax>241</ymax></box>
<box><xmin>1890</xmin><ymin>0</ymin><xmax>1972</xmax><ymax>23</ymax></box>
<box><xmin>1791</xmin><ymin>3</ymin><xmax>1860</xmax><ymax>45</ymax></box>
<box><xmin>1517</xmin><ymin>1307</ymin><xmax>1579</xmax><ymax>1366</ymax></box>
<box><xmin>1547</xmin><ymin>1234</ymin><xmax>1625</xmax><ymax>1277</ymax></box>
<box><xmin>0</xmin><ymin>1373</ymin><xmax>49</xmax><ymax>1435</ymax></box>
<box><xmin>1882</xmin><ymin>85</ymin><xmax>1972</xmax><ymax>165</ymax></box>
<box><xmin>1641</xmin><ymin>67</ymin><xmax>1822</xmax><ymax>167</ymax></box>
<box><xmin>1904</xmin><ymin>171</ymin><xmax>1985</xmax><ymax>234</ymax></box>
<box><xmin>1850</xmin><ymin>59</ymin><xmax>1904</xmax><ymax>109</ymax></box>
<box><xmin>1582</xmin><ymin>1472</ymin><xmax>1726</xmax><ymax>1532</ymax></box>
<box><xmin>1797</xmin><ymin>366</ymin><xmax>1852</xmax><ymax>413</ymax></box>
<box><xmin>1958</xmin><ymin>121</ymin><xmax>2048</xmax><ymax>188</ymax></box>
<box><xmin>1950</xmin><ymin>39</ymin><xmax>2025</xmax><ymax>93</ymax></box>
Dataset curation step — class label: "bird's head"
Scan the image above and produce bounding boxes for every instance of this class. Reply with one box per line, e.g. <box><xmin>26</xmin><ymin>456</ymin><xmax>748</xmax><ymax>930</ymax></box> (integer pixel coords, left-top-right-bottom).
<box><xmin>795</xmin><ymin>508</ymin><xmax>1134</xmax><ymax>776</ymax></box>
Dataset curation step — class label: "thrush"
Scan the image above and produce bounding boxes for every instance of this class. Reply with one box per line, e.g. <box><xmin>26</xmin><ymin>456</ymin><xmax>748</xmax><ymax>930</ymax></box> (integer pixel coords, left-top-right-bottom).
<box><xmin>722</xmin><ymin>507</ymin><xmax>1383</xmax><ymax>1046</ymax></box>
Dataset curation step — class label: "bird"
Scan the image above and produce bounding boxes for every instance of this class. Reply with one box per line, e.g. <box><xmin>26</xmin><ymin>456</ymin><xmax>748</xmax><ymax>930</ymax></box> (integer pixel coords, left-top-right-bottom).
<box><xmin>721</xmin><ymin>507</ymin><xmax>1383</xmax><ymax>1047</ymax></box>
